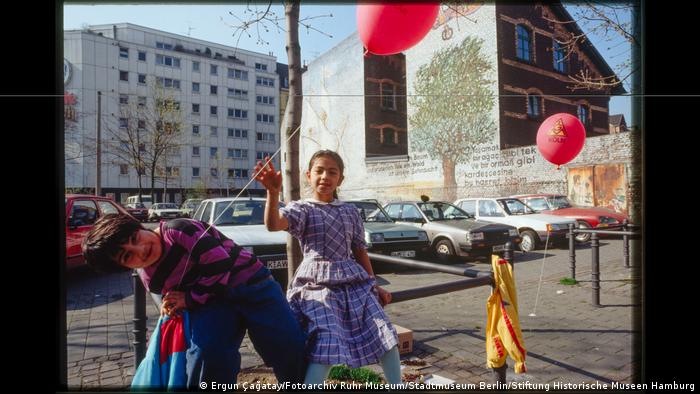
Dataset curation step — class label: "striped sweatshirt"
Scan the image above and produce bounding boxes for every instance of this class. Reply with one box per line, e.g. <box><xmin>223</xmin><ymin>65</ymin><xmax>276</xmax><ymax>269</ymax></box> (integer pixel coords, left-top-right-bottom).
<box><xmin>137</xmin><ymin>218</ymin><xmax>264</xmax><ymax>307</ymax></box>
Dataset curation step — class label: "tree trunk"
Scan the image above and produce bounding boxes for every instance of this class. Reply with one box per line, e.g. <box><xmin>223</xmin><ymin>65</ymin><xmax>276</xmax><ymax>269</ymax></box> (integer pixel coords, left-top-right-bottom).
<box><xmin>442</xmin><ymin>157</ymin><xmax>457</xmax><ymax>202</ymax></box>
<box><xmin>284</xmin><ymin>1</ymin><xmax>303</xmax><ymax>284</ymax></box>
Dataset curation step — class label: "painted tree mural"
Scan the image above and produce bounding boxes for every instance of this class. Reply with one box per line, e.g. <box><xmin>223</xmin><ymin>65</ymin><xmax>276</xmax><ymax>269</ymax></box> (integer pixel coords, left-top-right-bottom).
<box><xmin>409</xmin><ymin>36</ymin><xmax>497</xmax><ymax>201</ymax></box>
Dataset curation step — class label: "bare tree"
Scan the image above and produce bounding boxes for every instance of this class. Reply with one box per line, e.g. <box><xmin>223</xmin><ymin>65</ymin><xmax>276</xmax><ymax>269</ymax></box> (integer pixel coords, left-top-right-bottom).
<box><xmin>541</xmin><ymin>3</ymin><xmax>639</xmax><ymax>92</ymax></box>
<box><xmin>225</xmin><ymin>1</ymin><xmax>332</xmax><ymax>281</ymax></box>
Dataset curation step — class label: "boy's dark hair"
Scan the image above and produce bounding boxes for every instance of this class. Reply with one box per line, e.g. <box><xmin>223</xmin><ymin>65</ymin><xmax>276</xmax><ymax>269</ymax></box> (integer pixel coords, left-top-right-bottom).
<box><xmin>308</xmin><ymin>149</ymin><xmax>345</xmax><ymax>199</ymax></box>
<box><xmin>81</xmin><ymin>213</ymin><xmax>144</xmax><ymax>273</ymax></box>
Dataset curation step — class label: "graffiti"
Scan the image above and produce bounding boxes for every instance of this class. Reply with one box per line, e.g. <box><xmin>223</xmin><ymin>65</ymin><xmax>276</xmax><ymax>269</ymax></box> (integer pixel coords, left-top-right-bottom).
<box><xmin>462</xmin><ymin>145</ymin><xmax>536</xmax><ymax>188</ymax></box>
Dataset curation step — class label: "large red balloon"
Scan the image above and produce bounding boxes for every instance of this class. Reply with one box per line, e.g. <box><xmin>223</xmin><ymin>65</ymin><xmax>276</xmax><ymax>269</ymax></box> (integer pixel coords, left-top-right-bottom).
<box><xmin>357</xmin><ymin>3</ymin><xmax>440</xmax><ymax>56</ymax></box>
<box><xmin>536</xmin><ymin>113</ymin><xmax>586</xmax><ymax>168</ymax></box>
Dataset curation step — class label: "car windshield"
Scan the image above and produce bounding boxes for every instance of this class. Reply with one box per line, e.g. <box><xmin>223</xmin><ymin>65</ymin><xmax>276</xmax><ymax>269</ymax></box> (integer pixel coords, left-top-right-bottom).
<box><xmin>417</xmin><ymin>202</ymin><xmax>472</xmax><ymax>220</ymax></box>
<box><xmin>213</xmin><ymin>200</ymin><xmax>285</xmax><ymax>226</ymax></box>
<box><xmin>523</xmin><ymin>198</ymin><xmax>549</xmax><ymax>212</ymax></box>
<box><xmin>157</xmin><ymin>203</ymin><xmax>179</xmax><ymax>209</ymax></box>
<box><xmin>547</xmin><ymin>195</ymin><xmax>573</xmax><ymax>210</ymax></box>
<box><xmin>348</xmin><ymin>202</ymin><xmax>392</xmax><ymax>222</ymax></box>
<box><xmin>498</xmin><ymin>199</ymin><xmax>535</xmax><ymax>215</ymax></box>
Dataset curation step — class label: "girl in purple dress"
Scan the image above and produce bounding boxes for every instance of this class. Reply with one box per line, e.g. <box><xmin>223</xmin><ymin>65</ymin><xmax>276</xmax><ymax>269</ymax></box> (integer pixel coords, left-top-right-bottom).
<box><xmin>254</xmin><ymin>149</ymin><xmax>402</xmax><ymax>385</ymax></box>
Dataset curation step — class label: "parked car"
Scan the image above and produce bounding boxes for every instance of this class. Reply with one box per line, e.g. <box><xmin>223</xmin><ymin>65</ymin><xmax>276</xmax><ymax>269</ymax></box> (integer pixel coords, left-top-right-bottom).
<box><xmin>123</xmin><ymin>202</ymin><xmax>149</xmax><ymax>222</ymax></box>
<box><xmin>192</xmin><ymin>197</ymin><xmax>289</xmax><ymax>289</ymax></box>
<box><xmin>148</xmin><ymin>203</ymin><xmax>185</xmax><ymax>222</ymax></box>
<box><xmin>65</xmin><ymin>194</ymin><xmax>132</xmax><ymax>269</ymax></box>
<box><xmin>453</xmin><ymin>197</ymin><xmax>577</xmax><ymax>253</ymax></box>
<box><xmin>383</xmin><ymin>200</ymin><xmax>520</xmax><ymax>261</ymax></box>
<box><xmin>511</xmin><ymin>194</ymin><xmax>630</xmax><ymax>242</ymax></box>
<box><xmin>180</xmin><ymin>198</ymin><xmax>203</xmax><ymax>218</ymax></box>
<box><xmin>346</xmin><ymin>200</ymin><xmax>431</xmax><ymax>259</ymax></box>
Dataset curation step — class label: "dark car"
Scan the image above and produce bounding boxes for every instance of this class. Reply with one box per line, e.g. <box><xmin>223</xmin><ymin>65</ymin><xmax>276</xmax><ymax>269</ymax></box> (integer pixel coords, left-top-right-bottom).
<box><xmin>383</xmin><ymin>201</ymin><xmax>520</xmax><ymax>261</ymax></box>
<box><xmin>65</xmin><ymin>194</ymin><xmax>132</xmax><ymax>269</ymax></box>
<box><xmin>347</xmin><ymin>200</ymin><xmax>431</xmax><ymax>259</ymax></box>
<box><xmin>123</xmin><ymin>202</ymin><xmax>149</xmax><ymax>222</ymax></box>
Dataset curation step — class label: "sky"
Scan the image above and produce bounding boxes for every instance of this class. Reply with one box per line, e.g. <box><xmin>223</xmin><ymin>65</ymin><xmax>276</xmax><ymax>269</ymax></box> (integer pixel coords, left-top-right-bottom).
<box><xmin>63</xmin><ymin>3</ymin><xmax>632</xmax><ymax>123</ymax></box>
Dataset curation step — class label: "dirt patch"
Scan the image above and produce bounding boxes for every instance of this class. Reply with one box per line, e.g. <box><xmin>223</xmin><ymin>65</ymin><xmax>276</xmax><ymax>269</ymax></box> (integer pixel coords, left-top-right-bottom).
<box><xmin>237</xmin><ymin>367</ymin><xmax>277</xmax><ymax>385</ymax></box>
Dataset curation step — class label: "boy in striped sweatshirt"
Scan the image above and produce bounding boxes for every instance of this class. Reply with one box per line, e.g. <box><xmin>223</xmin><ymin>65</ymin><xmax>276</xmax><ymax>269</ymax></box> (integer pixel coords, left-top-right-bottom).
<box><xmin>82</xmin><ymin>213</ymin><xmax>307</xmax><ymax>388</ymax></box>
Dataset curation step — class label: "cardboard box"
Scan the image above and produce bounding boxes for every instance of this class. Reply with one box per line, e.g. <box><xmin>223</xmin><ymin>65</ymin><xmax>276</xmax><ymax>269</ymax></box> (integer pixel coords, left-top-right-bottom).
<box><xmin>394</xmin><ymin>324</ymin><xmax>413</xmax><ymax>355</ymax></box>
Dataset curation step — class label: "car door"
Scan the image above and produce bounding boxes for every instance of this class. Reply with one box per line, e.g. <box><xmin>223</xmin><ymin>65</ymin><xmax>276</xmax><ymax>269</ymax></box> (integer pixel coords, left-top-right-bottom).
<box><xmin>66</xmin><ymin>199</ymin><xmax>99</xmax><ymax>262</ymax></box>
<box><xmin>97</xmin><ymin>200</ymin><xmax>121</xmax><ymax>217</ymax></box>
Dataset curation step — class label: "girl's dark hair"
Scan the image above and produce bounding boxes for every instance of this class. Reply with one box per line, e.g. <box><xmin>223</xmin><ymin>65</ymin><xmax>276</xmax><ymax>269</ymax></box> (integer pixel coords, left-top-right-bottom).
<box><xmin>81</xmin><ymin>213</ymin><xmax>145</xmax><ymax>273</ymax></box>
<box><xmin>308</xmin><ymin>149</ymin><xmax>345</xmax><ymax>199</ymax></box>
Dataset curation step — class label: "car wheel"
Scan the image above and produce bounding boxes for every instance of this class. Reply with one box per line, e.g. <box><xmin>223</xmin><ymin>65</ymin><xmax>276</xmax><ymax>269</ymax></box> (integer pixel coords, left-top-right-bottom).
<box><xmin>575</xmin><ymin>221</ymin><xmax>592</xmax><ymax>243</ymax></box>
<box><xmin>519</xmin><ymin>230</ymin><xmax>538</xmax><ymax>253</ymax></box>
<box><xmin>435</xmin><ymin>239</ymin><xmax>456</xmax><ymax>262</ymax></box>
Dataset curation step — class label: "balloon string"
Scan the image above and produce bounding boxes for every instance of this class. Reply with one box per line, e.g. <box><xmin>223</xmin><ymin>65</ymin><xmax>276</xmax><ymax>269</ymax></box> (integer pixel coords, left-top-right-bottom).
<box><xmin>363</xmin><ymin>48</ymin><xmax>371</xmax><ymax>58</ymax></box>
<box><xmin>530</xmin><ymin>231</ymin><xmax>550</xmax><ymax>317</ymax></box>
<box><xmin>174</xmin><ymin>123</ymin><xmax>303</xmax><ymax>289</ymax></box>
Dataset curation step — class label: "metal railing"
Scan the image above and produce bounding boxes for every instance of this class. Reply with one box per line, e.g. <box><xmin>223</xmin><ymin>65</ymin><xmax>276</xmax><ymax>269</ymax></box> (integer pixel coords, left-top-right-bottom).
<box><xmin>131</xmin><ymin>243</ymin><xmax>517</xmax><ymax>383</ymax></box>
<box><xmin>567</xmin><ymin>220</ymin><xmax>641</xmax><ymax>307</ymax></box>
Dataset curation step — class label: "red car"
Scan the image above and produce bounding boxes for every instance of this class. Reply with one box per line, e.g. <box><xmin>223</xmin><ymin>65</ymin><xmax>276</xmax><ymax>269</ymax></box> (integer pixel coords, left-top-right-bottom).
<box><xmin>123</xmin><ymin>202</ymin><xmax>149</xmax><ymax>222</ymax></box>
<box><xmin>512</xmin><ymin>194</ymin><xmax>630</xmax><ymax>243</ymax></box>
<box><xmin>65</xmin><ymin>194</ymin><xmax>132</xmax><ymax>270</ymax></box>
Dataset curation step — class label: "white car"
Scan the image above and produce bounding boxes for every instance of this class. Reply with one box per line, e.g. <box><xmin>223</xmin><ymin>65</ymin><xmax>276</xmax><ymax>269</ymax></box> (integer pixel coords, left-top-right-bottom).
<box><xmin>454</xmin><ymin>197</ymin><xmax>576</xmax><ymax>252</ymax></box>
<box><xmin>192</xmin><ymin>197</ymin><xmax>289</xmax><ymax>288</ymax></box>
<box><xmin>148</xmin><ymin>203</ymin><xmax>184</xmax><ymax>222</ymax></box>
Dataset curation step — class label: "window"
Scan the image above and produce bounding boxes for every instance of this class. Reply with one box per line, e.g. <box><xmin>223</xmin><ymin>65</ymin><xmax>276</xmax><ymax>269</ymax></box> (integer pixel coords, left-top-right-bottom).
<box><xmin>385</xmin><ymin>204</ymin><xmax>401</xmax><ymax>220</ymax></box>
<box><xmin>527</xmin><ymin>95</ymin><xmax>541</xmax><ymax>118</ymax></box>
<box><xmin>119</xmin><ymin>71</ymin><xmax>129</xmax><ymax>81</ymax></box>
<box><xmin>210</xmin><ymin>85</ymin><xmax>218</xmax><ymax>95</ymax></box>
<box><xmin>119</xmin><ymin>94</ymin><xmax>129</xmax><ymax>105</ymax></box>
<box><xmin>137</xmin><ymin>119</ymin><xmax>146</xmax><ymax>129</ymax></box>
<box><xmin>192</xmin><ymin>125</ymin><xmax>200</xmax><ymax>135</ymax></box>
<box><xmin>229</xmin><ymin>169</ymin><xmax>249</xmax><ymax>178</ymax></box>
<box><xmin>210</xmin><ymin>106</ymin><xmax>218</xmax><ymax>116</ymax></box>
<box><xmin>516</xmin><ymin>25</ymin><xmax>532</xmax><ymax>62</ymax></box>
<box><xmin>120</xmin><ymin>164</ymin><xmax>129</xmax><ymax>175</ymax></box>
<box><xmin>256</xmin><ymin>132</ymin><xmax>275</xmax><ymax>142</ymax></box>
<box><xmin>478</xmin><ymin>200</ymin><xmax>504</xmax><ymax>217</ymax></box>
<box><xmin>255</xmin><ymin>62</ymin><xmax>268</xmax><ymax>71</ymax></box>
<box><xmin>138</xmin><ymin>51</ymin><xmax>146</xmax><ymax>61</ymax></box>
<box><xmin>382</xmin><ymin>129</ymin><xmax>397</xmax><ymax>145</ymax></box>
<box><xmin>228</xmin><ymin>128</ymin><xmax>248</xmax><ymax>138</ymax></box>
<box><xmin>138</xmin><ymin>96</ymin><xmax>146</xmax><ymax>107</ymax></box>
<box><xmin>458</xmin><ymin>200</ymin><xmax>476</xmax><ymax>216</ymax></box>
<box><xmin>192</xmin><ymin>82</ymin><xmax>200</xmax><ymax>93</ymax></box>
<box><xmin>119</xmin><ymin>118</ymin><xmax>128</xmax><ymax>128</ymax></box>
<box><xmin>256</xmin><ymin>151</ymin><xmax>274</xmax><ymax>160</ymax></box>
<box><xmin>210</xmin><ymin>147</ymin><xmax>218</xmax><ymax>157</ymax></box>
<box><xmin>119</xmin><ymin>47</ymin><xmax>129</xmax><ymax>59</ymax></box>
<box><xmin>192</xmin><ymin>167</ymin><xmax>200</xmax><ymax>177</ymax></box>
<box><xmin>578</xmin><ymin>104</ymin><xmax>590</xmax><ymax>127</ymax></box>
<box><xmin>192</xmin><ymin>103</ymin><xmax>200</xmax><ymax>113</ymax></box>
<box><xmin>256</xmin><ymin>114</ymin><xmax>274</xmax><ymax>123</ymax></box>
<box><xmin>192</xmin><ymin>146</ymin><xmax>200</xmax><ymax>156</ymax></box>
<box><xmin>156</xmin><ymin>42</ymin><xmax>173</xmax><ymax>50</ymax></box>
<box><xmin>69</xmin><ymin>200</ymin><xmax>98</xmax><ymax>226</ymax></box>
<box><xmin>156</xmin><ymin>54</ymin><xmax>181</xmax><ymax>68</ymax></box>
<box><xmin>193</xmin><ymin>61</ymin><xmax>200</xmax><ymax>72</ymax></box>
<box><xmin>228</xmin><ymin>108</ymin><xmax>248</xmax><ymax>119</ymax></box>
<box><xmin>256</xmin><ymin>77</ymin><xmax>275</xmax><ymax>87</ymax></box>
<box><xmin>210</xmin><ymin>168</ymin><xmax>218</xmax><ymax>177</ymax></box>
<box><xmin>228</xmin><ymin>88</ymin><xmax>248</xmax><ymax>99</ymax></box>
<box><xmin>228</xmin><ymin>68</ymin><xmax>248</xmax><ymax>80</ymax></box>
<box><xmin>228</xmin><ymin>169</ymin><xmax>235</xmax><ymax>178</ymax></box>
<box><xmin>380</xmin><ymin>83</ymin><xmax>396</xmax><ymax>110</ymax></box>
<box><xmin>138</xmin><ymin>74</ymin><xmax>146</xmax><ymax>84</ymax></box>
<box><xmin>256</xmin><ymin>95</ymin><xmax>274</xmax><ymax>105</ymax></box>
<box><xmin>139</xmin><ymin>143</ymin><xmax>146</xmax><ymax>152</ymax></box>
<box><xmin>553</xmin><ymin>40</ymin><xmax>567</xmax><ymax>73</ymax></box>
<box><xmin>156</xmin><ymin>77</ymin><xmax>181</xmax><ymax>89</ymax></box>
<box><xmin>401</xmin><ymin>204</ymin><xmax>423</xmax><ymax>221</ymax></box>
<box><xmin>210</xmin><ymin>64</ymin><xmax>218</xmax><ymax>75</ymax></box>
<box><xmin>210</xmin><ymin>126</ymin><xmax>218</xmax><ymax>136</ymax></box>
<box><xmin>227</xmin><ymin>149</ymin><xmax>248</xmax><ymax>159</ymax></box>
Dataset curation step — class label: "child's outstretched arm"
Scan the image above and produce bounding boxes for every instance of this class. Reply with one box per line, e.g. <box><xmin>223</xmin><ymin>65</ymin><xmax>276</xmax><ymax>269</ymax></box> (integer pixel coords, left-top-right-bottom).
<box><xmin>254</xmin><ymin>157</ymin><xmax>288</xmax><ymax>231</ymax></box>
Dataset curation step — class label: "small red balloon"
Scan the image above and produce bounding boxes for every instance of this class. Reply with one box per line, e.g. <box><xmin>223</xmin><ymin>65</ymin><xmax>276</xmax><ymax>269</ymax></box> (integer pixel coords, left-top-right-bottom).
<box><xmin>357</xmin><ymin>3</ymin><xmax>440</xmax><ymax>56</ymax></box>
<box><xmin>536</xmin><ymin>113</ymin><xmax>586</xmax><ymax>168</ymax></box>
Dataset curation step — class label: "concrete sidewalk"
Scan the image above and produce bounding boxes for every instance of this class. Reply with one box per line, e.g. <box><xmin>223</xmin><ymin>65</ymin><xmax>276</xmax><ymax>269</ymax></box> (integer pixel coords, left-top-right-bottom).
<box><xmin>65</xmin><ymin>239</ymin><xmax>638</xmax><ymax>389</ymax></box>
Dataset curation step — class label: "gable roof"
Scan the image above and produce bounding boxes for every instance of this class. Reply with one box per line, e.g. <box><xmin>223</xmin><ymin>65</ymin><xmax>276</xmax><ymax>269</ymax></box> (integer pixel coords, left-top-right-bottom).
<box><xmin>609</xmin><ymin>114</ymin><xmax>626</xmax><ymax>127</ymax></box>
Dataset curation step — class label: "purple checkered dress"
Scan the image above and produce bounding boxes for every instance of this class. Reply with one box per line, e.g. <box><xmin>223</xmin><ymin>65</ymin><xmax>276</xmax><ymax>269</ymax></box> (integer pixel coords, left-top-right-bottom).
<box><xmin>281</xmin><ymin>199</ymin><xmax>398</xmax><ymax>368</ymax></box>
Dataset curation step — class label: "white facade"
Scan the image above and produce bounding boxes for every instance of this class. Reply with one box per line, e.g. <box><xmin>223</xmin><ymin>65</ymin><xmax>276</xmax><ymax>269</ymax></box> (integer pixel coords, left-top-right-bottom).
<box><xmin>64</xmin><ymin>23</ymin><xmax>280</xmax><ymax>203</ymax></box>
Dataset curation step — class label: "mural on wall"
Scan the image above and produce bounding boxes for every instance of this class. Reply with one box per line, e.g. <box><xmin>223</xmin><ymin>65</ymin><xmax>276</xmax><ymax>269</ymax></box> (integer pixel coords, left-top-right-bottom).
<box><xmin>567</xmin><ymin>167</ymin><xmax>594</xmax><ymax>207</ymax></box>
<box><xmin>432</xmin><ymin>3</ymin><xmax>483</xmax><ymax>41</ymax></box>
<box><xmin>567</xmin><ymin>164</ymin><xmax>628</xmax><ymax>214</ymax></box>
<box><xmin>408</xmin><ymin>36</ymin><xmax>497</xmax><ymax>201</ymax></box>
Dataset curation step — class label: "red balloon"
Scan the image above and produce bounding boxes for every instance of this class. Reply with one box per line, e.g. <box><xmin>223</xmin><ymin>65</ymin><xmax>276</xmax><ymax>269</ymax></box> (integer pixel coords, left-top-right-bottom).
<box><xmin>357</xmin><ymin>3</ymin><xmax>440</xmax><ymax>56</ymax></box>
<box><xmin>536</xmin><ymin>113</ymin><xmax>586</xmax><ymax>168</ymax></box>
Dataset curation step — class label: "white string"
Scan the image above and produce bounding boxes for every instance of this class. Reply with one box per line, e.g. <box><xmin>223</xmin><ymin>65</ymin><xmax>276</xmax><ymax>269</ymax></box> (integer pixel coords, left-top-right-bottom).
<box><xmin>529</xmin><ymin>230</ymin><xmax>550</xmax><ymax>317</ymax></box>
<box><xmin>173</xmin><ymin>124</ymin><xmax>302</xmax><ymax>289</ymax></box>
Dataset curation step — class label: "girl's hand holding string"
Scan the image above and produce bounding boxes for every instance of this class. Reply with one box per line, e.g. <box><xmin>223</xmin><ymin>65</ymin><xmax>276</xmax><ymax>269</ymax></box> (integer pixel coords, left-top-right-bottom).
<box><xmin>254</xmin><ymin>156</ymin><xmax>282</xmax><ymax>193</ymax></box>
<box><xmin>161</xmin><ymin>291</ymin><xmax>187</xmax><ymax>317</ymax></box>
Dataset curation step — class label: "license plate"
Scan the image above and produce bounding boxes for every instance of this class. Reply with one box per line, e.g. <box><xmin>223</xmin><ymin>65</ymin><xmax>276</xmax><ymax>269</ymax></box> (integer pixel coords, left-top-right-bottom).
<box><xmin>265</xmin><ymin>260</ymin><xmax>288</xmax><ymax>270</ymax></box>
<box><xmin>493</xmin><ymin>244</ymin><xmax>505</xmax><ymax>252</ymax></box>
<box><xmin>391</xmin><ymin>250</ymin><xmax>416</xmax><ymax>258</ymax></box>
